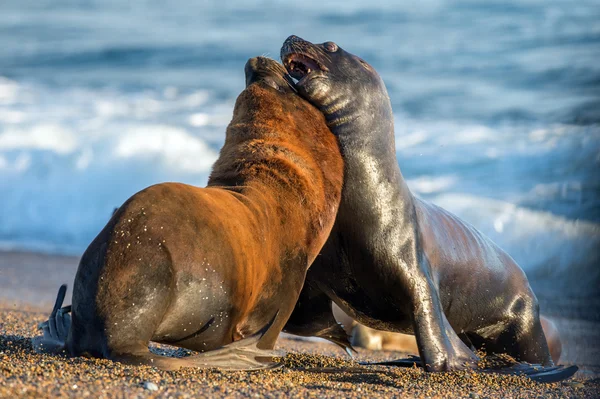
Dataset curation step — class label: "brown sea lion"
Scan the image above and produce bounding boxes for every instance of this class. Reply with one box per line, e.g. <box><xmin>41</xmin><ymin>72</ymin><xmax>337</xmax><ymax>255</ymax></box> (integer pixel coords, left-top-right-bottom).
<box><xmin>32</xmin><ymin>56</ymin><xmax>345</xmax><ymax>371</ymax></box>
<box><xmin>280</xmin><ymin>36</ymin><xmax>577</xmax><ymax>382</ymax></box>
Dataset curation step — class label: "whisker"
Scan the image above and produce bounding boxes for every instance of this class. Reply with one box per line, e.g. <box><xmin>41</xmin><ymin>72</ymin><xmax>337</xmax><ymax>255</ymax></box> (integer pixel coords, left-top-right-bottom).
<box><xmin>261</xmin><ymin>59</ymin><xmax>298</xmax><ymax>93</ymax></box>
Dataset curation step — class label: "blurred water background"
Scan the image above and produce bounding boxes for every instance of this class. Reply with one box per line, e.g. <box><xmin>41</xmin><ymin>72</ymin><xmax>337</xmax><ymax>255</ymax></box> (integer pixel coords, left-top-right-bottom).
<box><xmin>0</xmin><ymin>0</ymin><xmax>599</xmax><ymax>296</ymax></box>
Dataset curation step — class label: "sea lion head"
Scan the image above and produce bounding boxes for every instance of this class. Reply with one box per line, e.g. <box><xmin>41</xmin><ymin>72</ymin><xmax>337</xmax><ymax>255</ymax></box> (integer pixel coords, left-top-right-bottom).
<box><xmin>233</xmin><ymin>56</ymin><xmax>300</xmax><ymax>127</ymax></box>
<box><xmin>216</xmin><ymin>56</ymin><xmax>343</xmax><ymax>208</ymax></box>
<box><xmin>244</xmin><ymin>56</ymin><xmax>297</xmax><ymax>93</ymax></box>
<box><xmin>280</xmin><ymin>35</ymin><xmax>392</xmax><ymax>133</ymax></box>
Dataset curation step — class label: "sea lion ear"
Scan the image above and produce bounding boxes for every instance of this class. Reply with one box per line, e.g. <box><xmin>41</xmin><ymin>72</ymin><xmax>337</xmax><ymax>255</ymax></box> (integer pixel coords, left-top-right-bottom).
<box><xmin>357</xmin><ymin>58</ymin><xmax>372</xmax><ymax>71</ymax></box>
<box><xmin>263</xmin><ymin>76</ymin><xmax>297</xmax><ymax>94</ymax></box>
<box><xmin>261</xmin><ymin>77</ymin><xmax>281</xmax><ymax>91</ymax></box>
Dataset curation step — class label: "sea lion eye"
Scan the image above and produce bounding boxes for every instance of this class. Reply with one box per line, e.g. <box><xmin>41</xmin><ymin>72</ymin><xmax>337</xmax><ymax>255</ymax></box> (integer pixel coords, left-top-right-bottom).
<box><xmin>324</xmin><ymin>42</ymin><xmax>338</xmax><ymax>52</ymax></box>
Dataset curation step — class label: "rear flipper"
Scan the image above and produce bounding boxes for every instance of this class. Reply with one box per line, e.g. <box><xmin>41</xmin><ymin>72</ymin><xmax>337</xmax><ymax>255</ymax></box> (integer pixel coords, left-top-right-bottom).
<box><xmin>113</xmin><ymin>316</ymin><xmax>285</xmax><ymax>371</ymax></box>
<box><xmin>485</xmin><ymin>362</ymin><xmax>579</xmax><ymax>383</ymax></box>
<box><xmin>361</xmin><ymin>356</ymin><xmax>579</xmax><ymax>383</ymax></box>
<box><xmin>283</xmin><ymin>281</ymin><xmax>354</xmax><ymax>356</ymax></box>
<box><xmin>32</xmin><ymin>284</ymin><xmax>71</xmax><ymax>354</ymax></box>
<box><xmin>314</xmin><ymin>324</ymin><xmax>356</xmax><ymax>357</ymax></box>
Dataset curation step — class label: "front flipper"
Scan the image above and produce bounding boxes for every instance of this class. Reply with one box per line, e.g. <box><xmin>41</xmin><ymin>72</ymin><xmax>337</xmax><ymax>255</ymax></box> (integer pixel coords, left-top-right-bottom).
<box><xmin>177</xmin><ymin>320</ymin><xmax>285</xmax><ymax>370</ymax></box>
<box><xmin>115</xmin><ymin>313</ymin><xmax>284</xmax><ymax>371</ymax></box>
<box><xmin>283</xmin><ymin>281</ymin><xmax>354</xmax><ymax>356</ymax></box>
<box><xmin>362</xmin><ymin>356</ymin><xmax>579</xmax><ymax>383</ymax></box>
<box><xmin>484</xmin><ymin>363</ymin><xmax>579</xmax><ymax>383</ymax></box>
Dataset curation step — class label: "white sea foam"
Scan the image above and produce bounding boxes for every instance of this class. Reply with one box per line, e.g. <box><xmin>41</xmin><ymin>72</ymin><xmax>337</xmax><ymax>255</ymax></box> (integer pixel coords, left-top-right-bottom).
<box><xmin>0</xmin><ymin>75</ymin><xmax>597</xmax><ymax>292</ymax></box>
<box><xmin>395</xmin><ymin>130</ymin><xmax>430</xmax><ymax>151</ymax></box>
<box><xmin>431</xmin><ymin>193</ymin><xmax>600</xmax><ymax>280</ymax></box>
<box><xmin>0</xmin><ymin>77</ymin><xmax>19</xmax><ymax>105</ymax></box>
<box><xmin>115</xmin><ymin>125</ymin><xmax>218</xmax><ymax>173</ymax></box>
<box><xmin>0</xmin><ymin>124</ymin><xmax>79</xmax><ymax>154</ymax></box>
<box><xmin>407</xmin><ymin>175</ymin><xmax>457</xmax><ymax>194</ymax></box>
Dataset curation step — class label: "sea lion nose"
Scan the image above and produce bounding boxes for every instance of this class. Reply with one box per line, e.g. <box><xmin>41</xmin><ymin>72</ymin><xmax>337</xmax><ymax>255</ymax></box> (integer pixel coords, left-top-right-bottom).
<box><xmin>244</xmin><ymin>57</ymin><xmax>288</xmax><ymax>91</ymax></box>
<box><xmin>244</xmin><ymin>57</ymin><xmax>261</xmax><ymax>87</ymax></box>
<box><xmin>246</xmin><ymin>57</ymin><xmax>259</xmax><ymax>68</ymax></box>
<box><xmin>284</xmin><ymin>35</ymin><xmax>305</xmax><ymax>45</ymax></box>
<box><xmin>282</xmin><ymin>35</ymin><xmax>307</xmax><ymax>59</ymax></box>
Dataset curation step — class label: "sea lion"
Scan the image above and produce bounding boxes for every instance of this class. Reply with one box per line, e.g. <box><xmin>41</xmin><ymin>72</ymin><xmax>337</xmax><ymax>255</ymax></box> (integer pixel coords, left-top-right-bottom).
<box><xmin>280</xmin><ymin>36</ymin><xmax>572</xmax><ymax>378</ymax></box>
<box><xmin>333</xmin><ymin>303</ymin><xmax>562</xmax><ymax>364</ymax></box>
<box><xmin>33</xmin><ymin>56</ymin><xmax>345</xmax><ymax>370</ymax></box>
<box><xmin>332</xmin><ymin>303</ymin><xmax>419</xmax><ymax>354</ymax></box>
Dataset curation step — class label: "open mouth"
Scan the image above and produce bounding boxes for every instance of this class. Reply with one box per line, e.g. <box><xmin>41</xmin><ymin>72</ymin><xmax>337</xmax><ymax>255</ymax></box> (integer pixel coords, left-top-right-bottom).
<box><xmin>283</xmin><ymin>53</ymin><xmax>322</xmax><ymax>82</ymax></box>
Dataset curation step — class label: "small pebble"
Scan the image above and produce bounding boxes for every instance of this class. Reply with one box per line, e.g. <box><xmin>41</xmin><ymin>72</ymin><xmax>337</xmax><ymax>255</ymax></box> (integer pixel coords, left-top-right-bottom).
<box><xmin>143</xmin><ymin>381</ymin><xmax>159</xmax><ymax>391</ymax></box>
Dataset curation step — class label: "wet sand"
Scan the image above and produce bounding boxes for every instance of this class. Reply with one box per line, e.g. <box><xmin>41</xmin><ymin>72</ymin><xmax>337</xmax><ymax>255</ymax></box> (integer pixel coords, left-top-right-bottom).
<box><xmin>1</xmin><ymin>250</ymin><xmax>598</xmax><ymax>398</ymax></box>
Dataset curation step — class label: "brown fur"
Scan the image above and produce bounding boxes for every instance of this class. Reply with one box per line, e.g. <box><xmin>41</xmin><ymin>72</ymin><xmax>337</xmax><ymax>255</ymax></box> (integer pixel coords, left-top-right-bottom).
<box><xmin>35</xmin><ymin>58</ymin><xmax>343</xmax><ymax>370</ymax></box>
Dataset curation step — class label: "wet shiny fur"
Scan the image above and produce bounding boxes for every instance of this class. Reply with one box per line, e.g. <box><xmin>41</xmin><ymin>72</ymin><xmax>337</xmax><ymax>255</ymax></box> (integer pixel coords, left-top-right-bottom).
<box><xmin>332</xmin><ymin>303</ymin><xmax>562</xmax><ymax>364</ymax></box>
<box><xmin>281</xmin><ymin>36</ymin><xmax>554</xmax><ymax>371</ymax></box>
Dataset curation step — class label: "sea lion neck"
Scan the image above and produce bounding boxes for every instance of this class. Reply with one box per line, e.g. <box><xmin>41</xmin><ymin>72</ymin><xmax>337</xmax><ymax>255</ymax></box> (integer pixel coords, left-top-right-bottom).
<box><xmin>337</xmin><ymin>148</ymin><xmax>414</xmax><ymax>237</ymax></box>
<box><xmin>329</xmin><ymin>90</ymin><xmax>414</xmax><ymax>228</ymax></box>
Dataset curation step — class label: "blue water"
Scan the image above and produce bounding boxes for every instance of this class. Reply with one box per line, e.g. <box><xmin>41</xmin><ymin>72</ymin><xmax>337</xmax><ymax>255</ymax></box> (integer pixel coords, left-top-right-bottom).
<box><xmin>0</xmin><ymin>1</ymin><xmax>599</xmax><ymax>292</ymax></box>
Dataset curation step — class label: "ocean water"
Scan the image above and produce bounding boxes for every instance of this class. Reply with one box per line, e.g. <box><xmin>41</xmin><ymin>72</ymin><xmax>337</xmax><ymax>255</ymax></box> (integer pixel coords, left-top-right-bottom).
<box><xmin>0</xmin><ymin>1</ymin><xmax>599</xmax><ymax>294</ymax></box>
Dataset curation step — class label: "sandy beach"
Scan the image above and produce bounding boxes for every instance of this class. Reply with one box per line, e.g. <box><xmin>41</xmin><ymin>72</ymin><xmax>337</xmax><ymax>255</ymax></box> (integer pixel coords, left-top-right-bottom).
<box><xmin>1</xmin><ymin>250</ymin><xmax>599</xmax><ymax>398</ymax></box>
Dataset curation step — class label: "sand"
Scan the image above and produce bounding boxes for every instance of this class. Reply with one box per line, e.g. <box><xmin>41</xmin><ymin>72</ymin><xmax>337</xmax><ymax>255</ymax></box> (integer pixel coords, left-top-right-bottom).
<box><xmin>1</xmin><ymin>250</ymin><xmax>598</xmax><ymax>398</ymax></box>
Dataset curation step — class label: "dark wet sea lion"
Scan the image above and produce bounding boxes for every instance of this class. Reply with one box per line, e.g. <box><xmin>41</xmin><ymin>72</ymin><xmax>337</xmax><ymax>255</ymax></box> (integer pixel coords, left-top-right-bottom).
<box><xmin>33</xmin><ymin>56</ymin><xmax>345</xmax><ymax>370</ymax></box>
<box><xmin>280</xmin><ymin>36</ymin><xmax>572</xmax><ymax>378</ymax></box>
<box><xmin>333</xmin><ymin>303</ymin><xmax>563</xmax><ymax>364</ymax></box>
